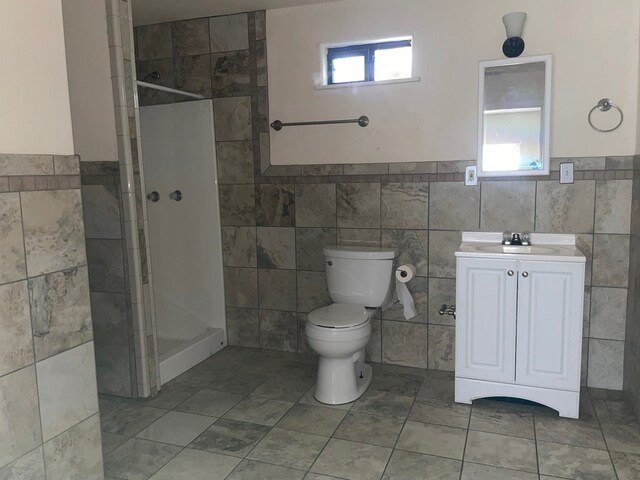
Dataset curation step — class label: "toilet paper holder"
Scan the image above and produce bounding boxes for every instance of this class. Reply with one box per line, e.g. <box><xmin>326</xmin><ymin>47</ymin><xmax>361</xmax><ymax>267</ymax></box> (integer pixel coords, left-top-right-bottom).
<box><xmin>439</xmin><ymin>304</ymin><xmax>456</xmax><ymax>320</ymax></box>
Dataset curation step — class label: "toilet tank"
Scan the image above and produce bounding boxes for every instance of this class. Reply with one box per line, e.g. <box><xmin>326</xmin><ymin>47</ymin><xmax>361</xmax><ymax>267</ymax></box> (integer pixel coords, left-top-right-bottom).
<box><xmin>323</xmin><ymin>246</ymin><xmax>397</xmax><ymax>307</ymax></box>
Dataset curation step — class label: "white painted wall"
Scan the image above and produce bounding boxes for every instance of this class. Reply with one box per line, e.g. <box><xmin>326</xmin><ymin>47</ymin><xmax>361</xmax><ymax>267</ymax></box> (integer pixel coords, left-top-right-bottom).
<box><xmin>267</xmin><ymin>0</ymin><xmax>640</xmax><ymax>165</ymax></box>
<box><xmin>133</xmin><ymin>0</ymin><xmax>340</xmax><ymax>26</ymax></box>
<box><xmin>0</xmin><ymin>0</ymin><xmax>74</xmax><ymax>155</ymax></box>
<box><xmin>62</xmin><ymin>0</ymin><xmax>118</xmax><ymax>163</ymax></box>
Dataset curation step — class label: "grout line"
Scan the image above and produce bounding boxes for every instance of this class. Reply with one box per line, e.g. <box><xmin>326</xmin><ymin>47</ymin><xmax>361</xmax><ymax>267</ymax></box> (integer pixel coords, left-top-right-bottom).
<box><xmin>532</xmin><ymin>406</ymin><xmax>541</xmax><ymax>476</ymax></box>
<box><xmin>589</xmin><ymin>389</ymin><xmax>622</xmax><ymax>480</ymax></box>
<box><xmin>459</xmin><ymin>396</ymin><xmax>473</xmax><ymax>480</ymax></box>
<box><xmin>18</xmin><ymin>191</ymin><xmax>48</xmax><ymax>480</ymax></box>
<box><xmin>379</xmin><ymin>380</ymin><xmax>423</xmax><ymax>479</ymax></box>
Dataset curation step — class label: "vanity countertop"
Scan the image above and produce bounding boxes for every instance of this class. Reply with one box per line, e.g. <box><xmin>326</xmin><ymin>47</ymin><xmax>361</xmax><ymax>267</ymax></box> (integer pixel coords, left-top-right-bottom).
<box><xmin>455</xmin><ymin>232</ymin><xmax>586</xmax><ymax>263</ymax></box>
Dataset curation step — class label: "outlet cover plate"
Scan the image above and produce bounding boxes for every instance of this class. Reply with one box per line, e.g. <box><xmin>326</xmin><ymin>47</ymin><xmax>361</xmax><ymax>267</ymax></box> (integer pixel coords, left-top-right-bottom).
<box><xmin>465</xmin><ymin>165</ymin><xmax>478</xmax><ymax>186</ymax></box>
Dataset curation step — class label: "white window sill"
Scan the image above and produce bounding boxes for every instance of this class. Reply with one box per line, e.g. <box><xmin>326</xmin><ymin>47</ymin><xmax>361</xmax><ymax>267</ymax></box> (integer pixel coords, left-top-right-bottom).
<box><xmin>314</xmin><ymin>76</ymin><xmax>421</xmax><ymax>90</ymax></box>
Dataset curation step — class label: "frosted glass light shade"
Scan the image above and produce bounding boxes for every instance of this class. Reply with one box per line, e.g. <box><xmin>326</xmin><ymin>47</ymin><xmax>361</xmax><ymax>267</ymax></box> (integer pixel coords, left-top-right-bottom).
<box><xmin>502</xmin><ymin>12</ymin><xmax>527</xmax><ymax>38</ymax></box>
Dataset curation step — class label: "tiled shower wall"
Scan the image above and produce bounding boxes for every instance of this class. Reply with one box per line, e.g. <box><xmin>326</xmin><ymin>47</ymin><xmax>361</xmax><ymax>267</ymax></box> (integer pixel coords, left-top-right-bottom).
<box><xmin>0</xmin><ymin>155</ymin><xmax>103</xmax><ymax>477</ymax></box>
<box><xmin>624</xmin><ymin>155</ymin><xmax>640</xmax><ymax>417</ymax></box>
<box><xmin>82</xmin><ymin>162</ymin><xmax>137</xmax><ymax>397</ymax></box>
<box><xmin>134</xmin><ymin>12</ymin><xmax>633</xmax><ymax>390</ymax></box>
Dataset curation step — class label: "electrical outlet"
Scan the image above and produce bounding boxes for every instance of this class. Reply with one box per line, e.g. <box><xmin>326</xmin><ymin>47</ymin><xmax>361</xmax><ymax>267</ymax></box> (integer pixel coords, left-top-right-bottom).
<box><xmin>560</xmin><ymin>162</ymin><xmax>574</xmax><ymax>184</ymax></box>
<box><xmin>465</xmin><ymin>166</ymin><xmax>478</xmax><ymax>186</ymax></box>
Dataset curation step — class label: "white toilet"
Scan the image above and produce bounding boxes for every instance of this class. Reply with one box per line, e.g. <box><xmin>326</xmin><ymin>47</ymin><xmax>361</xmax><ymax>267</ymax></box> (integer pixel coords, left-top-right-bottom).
<box><xmin>306</xmin><ymin>245</ymin><xmax>397</xmax><ymax>405</ymax></box>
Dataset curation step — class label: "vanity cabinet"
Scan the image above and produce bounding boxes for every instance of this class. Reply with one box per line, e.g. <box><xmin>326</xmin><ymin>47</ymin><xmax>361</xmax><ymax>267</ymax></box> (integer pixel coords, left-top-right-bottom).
<box><xmin>455</xmin><ymin>233</ymin><xmax>585</xmax><ymax>418</ymax></box>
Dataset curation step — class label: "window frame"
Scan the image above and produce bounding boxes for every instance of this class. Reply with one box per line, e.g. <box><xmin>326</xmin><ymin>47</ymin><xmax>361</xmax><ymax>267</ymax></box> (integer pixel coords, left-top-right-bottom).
<box><xmin>326</xmin><ymin>39</ymin><xmax>412</xmax><ymax>85</ymax></box>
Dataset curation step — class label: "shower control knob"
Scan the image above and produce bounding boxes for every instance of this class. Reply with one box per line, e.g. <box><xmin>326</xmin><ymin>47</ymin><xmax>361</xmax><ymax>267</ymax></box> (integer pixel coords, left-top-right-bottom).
<box><xmin>146</xmin><ymin>191</ymin><xmax>160</xmax><ymax>202</ymax></box>
<box><xmin>169</xmin><ymin>190</ymin><xmax>183</xmax><ymax>201</ymax></box>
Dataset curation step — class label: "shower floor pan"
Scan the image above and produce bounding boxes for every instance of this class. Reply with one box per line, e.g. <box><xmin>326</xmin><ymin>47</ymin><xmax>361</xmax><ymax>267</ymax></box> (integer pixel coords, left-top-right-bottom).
<box><xmin>158</xmin><ymin>327</ymin><xmax>226</xmax><ymax>384</ymax></box>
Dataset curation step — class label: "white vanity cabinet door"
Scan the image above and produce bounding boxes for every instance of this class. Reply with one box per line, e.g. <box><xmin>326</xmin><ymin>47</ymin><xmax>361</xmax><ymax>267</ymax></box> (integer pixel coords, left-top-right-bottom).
<box><xmin>515</xmin><ymin>260</ymin><xmax>584</xmax><ymax>391</ymax></box>
<box><xmin>456</xmin><ymin>257</ymin><xmax>518</xmax><ymax>383</ymax></box>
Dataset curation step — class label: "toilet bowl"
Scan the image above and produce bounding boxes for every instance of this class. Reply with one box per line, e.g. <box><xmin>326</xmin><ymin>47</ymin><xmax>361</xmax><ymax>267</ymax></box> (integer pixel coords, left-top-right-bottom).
<box><xmin>306</xmin><ymin>246</ymin><xmax>397</xmax><ymax>405</ymax></box>
<box><xmin>306</xmin><ymin>304</ymin><xmax>375</xmax><ymax>404</ymax></box>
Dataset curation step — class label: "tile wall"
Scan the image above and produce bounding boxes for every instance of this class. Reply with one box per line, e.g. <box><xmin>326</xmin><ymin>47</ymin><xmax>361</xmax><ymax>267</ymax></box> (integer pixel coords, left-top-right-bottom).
<box><xmin>134</xmin><ymin>12</ymin><xmax>633</xmax><ymax>390</ymax></box>
<box><xmin>81</xmin><ymin>162</ymin><xmax>137</xmax><ymax>397</ymax></box>
<box><xmin>624</xmin><ymin>155</ymin><xmax>640</xmax><ymax>419</ymax></box>
<box><xmin>84</xmin><ymin>0</ymin><xmax>159</xmax><ymax>399</ymax></box>
<box><xmin>222</xmin><ymin>160</ymin><xmax>632</xmax><ymax>391</ymax></box>
<box><xmin>0</xmin><ymin>154</ymin><xmax>103</xmax><ymax>478</ymax></box>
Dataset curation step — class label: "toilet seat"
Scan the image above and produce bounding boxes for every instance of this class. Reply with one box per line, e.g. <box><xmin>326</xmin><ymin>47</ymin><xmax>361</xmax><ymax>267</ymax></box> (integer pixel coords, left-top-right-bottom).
<box><xmin>308</xmin><ymin>303</ymin><xmax>369</xmax><ymax>329</ymax></box>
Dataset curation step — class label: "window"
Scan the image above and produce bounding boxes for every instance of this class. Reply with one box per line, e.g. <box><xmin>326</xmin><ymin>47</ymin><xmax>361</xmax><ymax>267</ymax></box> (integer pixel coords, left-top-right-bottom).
<box><xmin>327</xmin><ymin>39</ymin><xmax>412</xmax><ymax>85</ymax></box>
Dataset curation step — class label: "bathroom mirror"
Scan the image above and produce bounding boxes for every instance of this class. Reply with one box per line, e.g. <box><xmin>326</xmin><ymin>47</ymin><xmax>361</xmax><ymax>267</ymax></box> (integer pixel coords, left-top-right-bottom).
<box><xmin>477</xmin><ymin>55</ymin><xmax>552</xmax><ymax>176</ymax></box>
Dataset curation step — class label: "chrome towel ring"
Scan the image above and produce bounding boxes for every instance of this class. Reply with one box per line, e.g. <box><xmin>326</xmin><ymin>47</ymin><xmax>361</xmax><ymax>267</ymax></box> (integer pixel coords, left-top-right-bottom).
<box><xmin>588</xmin><ymin>98</ymin><xmax>623</xmax><ymax>132</ymax></box>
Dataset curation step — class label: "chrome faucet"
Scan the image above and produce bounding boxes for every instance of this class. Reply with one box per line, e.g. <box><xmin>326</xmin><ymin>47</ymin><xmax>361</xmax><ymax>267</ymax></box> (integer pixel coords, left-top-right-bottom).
<box><xmin>502</xmin><ymin>231</ymin><xmax>531</xmax><ymax>246</ymax></box>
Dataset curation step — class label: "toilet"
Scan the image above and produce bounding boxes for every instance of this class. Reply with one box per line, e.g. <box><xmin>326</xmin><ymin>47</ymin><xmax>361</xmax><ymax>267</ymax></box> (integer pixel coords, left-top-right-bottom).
<box><xmin>306</xmin><ymin>245</ymin><xmax>397</xmax><ymax>405</ymax></box>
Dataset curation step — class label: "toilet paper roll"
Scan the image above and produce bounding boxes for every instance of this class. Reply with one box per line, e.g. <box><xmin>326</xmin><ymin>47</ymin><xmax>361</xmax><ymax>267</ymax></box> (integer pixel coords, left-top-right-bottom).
<box><xmin>395</xmin><ymin>264</ymin><xmax>416</xmax><ymax>283</ymax></box>
<box><xmin>396</xmin><ymin>280</ymin><xmax>417</xmax><ymax>320</ymax></box>
<box><xmin>393</xmin><ymin>264</ymin><xmax>417</xmax><ymax>319</ymax></box>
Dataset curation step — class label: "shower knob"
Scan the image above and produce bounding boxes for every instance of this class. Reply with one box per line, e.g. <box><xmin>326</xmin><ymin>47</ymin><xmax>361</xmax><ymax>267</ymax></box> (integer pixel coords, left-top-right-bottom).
<box><xmin>146</xmin><ymin>191</ymin><xmax>160</xmax><ymax>202</ymax></box>
<box><xmin>169</xmin><ymin>190</ymin><xmax>183</xmax><ymax>201</ymax></box>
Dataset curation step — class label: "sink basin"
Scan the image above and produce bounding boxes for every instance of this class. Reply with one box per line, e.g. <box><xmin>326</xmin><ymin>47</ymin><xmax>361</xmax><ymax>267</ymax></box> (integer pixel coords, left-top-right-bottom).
<box><xmin>456</xmin><ymin>233</ymin><xmax>585</xmax><ymax>262</ymax></box>
<box><xmin>470</xmin><ymin>244</ymin><xmax>564</xmax><ymax>255</ymax></box>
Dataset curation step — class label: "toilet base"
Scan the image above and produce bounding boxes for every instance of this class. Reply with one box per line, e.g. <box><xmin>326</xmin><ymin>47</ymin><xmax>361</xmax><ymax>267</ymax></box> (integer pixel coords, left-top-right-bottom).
<box><xmin>313</xmin><ymin>352</ymin><xmax>372</xmax><ymax>405</ymax></box>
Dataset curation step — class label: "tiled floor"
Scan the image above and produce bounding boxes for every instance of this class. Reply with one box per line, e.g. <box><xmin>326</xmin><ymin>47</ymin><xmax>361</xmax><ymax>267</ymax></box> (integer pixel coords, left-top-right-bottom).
<box><xmin>100</xmin><ymin>347</ymin><xmax>640</xmax><ymax>480</ymax></box>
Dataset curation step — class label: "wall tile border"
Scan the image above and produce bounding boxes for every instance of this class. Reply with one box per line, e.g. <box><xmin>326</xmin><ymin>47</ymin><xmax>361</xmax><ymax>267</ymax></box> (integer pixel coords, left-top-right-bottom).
<box><xmin>257</xmin><ymin>159</ymin><xmax>634</xmax><ymax>185</ymax></box>
<box><xmin>0</xmin><ymin>154</ymin><xmax>81</xmax><ymax>192</ymax></box>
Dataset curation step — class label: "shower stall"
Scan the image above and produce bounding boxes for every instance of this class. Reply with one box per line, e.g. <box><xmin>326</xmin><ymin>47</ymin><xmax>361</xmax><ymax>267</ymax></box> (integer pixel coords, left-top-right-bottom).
<box><xmin>139</xmin><ymin>97</ymin><xmax>226</xmax><ymax>384</ymax></box>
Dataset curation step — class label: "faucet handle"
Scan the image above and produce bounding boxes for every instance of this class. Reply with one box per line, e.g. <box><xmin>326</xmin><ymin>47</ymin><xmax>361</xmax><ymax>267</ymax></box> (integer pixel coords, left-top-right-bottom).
<box><xmin>522</xmin><ymin>231</ymin><xmax>531</xmax><ymax>245</ymax></box>
<box><xmin>502</xmin><ymin>231</ymin><xmax>512</xmax><ymax>245</ymax></box>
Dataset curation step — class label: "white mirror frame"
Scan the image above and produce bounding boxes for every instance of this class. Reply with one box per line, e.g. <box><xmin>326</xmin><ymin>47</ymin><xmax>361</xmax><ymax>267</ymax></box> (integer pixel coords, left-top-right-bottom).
<box><xmin>477</xmin><ymin>54</ymin><xmax>552</xmax><ymax>177</ymax></box>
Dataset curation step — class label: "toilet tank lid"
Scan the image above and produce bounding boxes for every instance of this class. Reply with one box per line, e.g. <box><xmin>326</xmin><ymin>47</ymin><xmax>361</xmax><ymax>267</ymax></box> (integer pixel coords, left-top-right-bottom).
<box><xmin>323</xmin><ymin>245</ymin><xmax>397</xmax><ymax>260</ymax></box>
<box><xmin>308</xmin><ymin>303</ymin><xmax>369</xmax><ymax>328</ymax></box>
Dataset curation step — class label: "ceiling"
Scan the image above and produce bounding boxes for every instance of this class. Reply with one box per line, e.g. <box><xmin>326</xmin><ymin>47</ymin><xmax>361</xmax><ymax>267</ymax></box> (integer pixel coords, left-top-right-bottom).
<box><xmin>132</xmin><ymin>0</ymin><xmax>341</xmax><ymax>26</ymax></box>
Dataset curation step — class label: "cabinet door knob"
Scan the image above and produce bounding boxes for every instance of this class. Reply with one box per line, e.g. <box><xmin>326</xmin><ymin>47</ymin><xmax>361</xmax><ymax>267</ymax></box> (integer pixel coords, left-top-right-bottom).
<box><xmin>507</xmin><ymin>270</ymin><xmax>514</xmax><ymax>276</ymax></box>
<box><xmin>522</xmin><ymin>271</ymin><xmax>529</xmax><ymax>278</ymax></box>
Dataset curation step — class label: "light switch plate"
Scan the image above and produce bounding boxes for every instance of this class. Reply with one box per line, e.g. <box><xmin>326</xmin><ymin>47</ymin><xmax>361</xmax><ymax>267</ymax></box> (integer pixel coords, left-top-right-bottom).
<box><xmin>560</xmin><ymin>162</ymin><xmax>574</xmax><ymax>184</ymax></box>
<box><xmin>465</xmin><ymin>166</ymin><xmax>478</xmax><ymax>186</ymax></box>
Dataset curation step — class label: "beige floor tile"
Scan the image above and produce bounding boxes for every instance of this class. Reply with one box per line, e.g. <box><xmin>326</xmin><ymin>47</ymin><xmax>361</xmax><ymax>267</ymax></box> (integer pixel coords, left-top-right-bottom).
<box><xmin>382</xmin><ymin>449</ymin><xmax>461</xmax><ymax>480</ymax></box>
<box><xmin>463</xmin><ymin>430</ymin><xmax>536</xmax><ymax>473</ymax></box>
<box><xmin>175</xmin><ymin>388</ymin><xmax>245</xmax><ymax>417</ymax></box>
<box><xmin>188</xmin><ymin>418</ymin><xmax>270</xmax><ymax>457</ymax></box>
<box><xmin>333</xmin><ymin>412</ymin><xmax>404</xmax><ymax>448</ymax></box>
<box><xmin>396</xmin><ymin>421</ymin><xmax>466</xmax><ymax>460</ymax></box>
<box><xmin>534</xmin><ymin>414</ymin><xmax>606</xmax><ymax>449</ymax></box>
<box><xmin>247</xmin><ymin>428</ymin><xmax>327</xmax><ymax>470</ymax></box>
<box><xmin>223</xmin><ymin>395</ymin><xmax>294</xmax><ymax>426</ymax></box>
<box><xmin>352</xmin><ymin>390</ymin><xmax>414</xmax><ymax>419</ymax></box>
<box><xmin>537</xmin><ymin>440</ymin><xmax>616</xmax><ymax>479</ymax></box>
<box><xmin>610</xmin><ymin>451</ymin><xmax>640</xmax><ymax>480</ymax></box>
<box><xmin>103</xmin><ymin>438</ymin><xmax>181</xmax><ymax>480</ymax></box>
<box><xmin>469</xmin><ymin>403</ymin><xmax>534</xmax><ymax>439</ymax></box>
<box><xmin>310</xmin><ymin>438</ymin><xmax>392</xmax><ymax>480</ymax></box>
<box><xmin>227</xmin><ymin>459</ymin><xmax>306</xmax><ymax>480</ymax></box>
<box><xmin>593</xmin><ymin>399</ymin><xmax>637</xmax><ymax>425</ymax></box>
<box><xmin>460</xmin><ymin>462</ymin><xmax>538</xmax><ymax>480</ymax></box>
<box><xmin>408</xmin><ymin>397</ymin><xmax>470</xmax><ymax>429</ymax></box>
<box><xmin>136</xmin><ymin>411</ymin><xmax>215</xmax><ymax>446</ymax></box>
<box><xmin>149</xmin><ymin>448</ymin><xmax>241</xmax><ymax>480</ymax></box>
<box><xmin>601</xmin><ymin>423</ymin><xmax>640</xmax><ymax>454</ymax></box>
<box><xmin>276</xmin><ymin>404</ymin><xmax>347</xmax><ymax>437</ymax></box>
